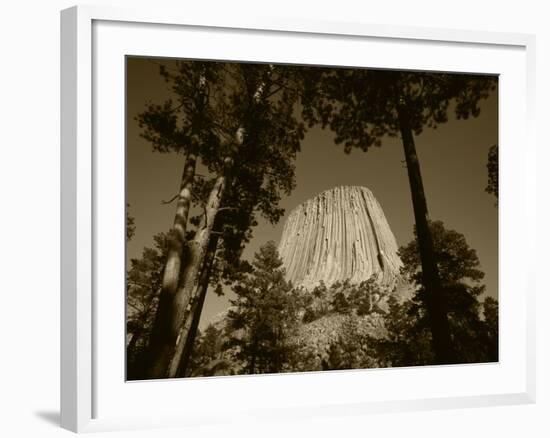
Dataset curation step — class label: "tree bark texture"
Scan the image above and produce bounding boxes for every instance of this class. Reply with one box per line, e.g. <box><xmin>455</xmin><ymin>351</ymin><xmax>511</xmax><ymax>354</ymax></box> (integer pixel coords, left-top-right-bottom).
<box><xmin>170</xmin><ymin>234</ymin><xmax>220</xmax><ymax>378</ymax></box>
<box><xmin>173</xmin><ymin>159</ymin><xmax>231</xmax><ymax>323</ymax></box>
<box><xmin>162</xmin><ymin>154</ymin><xmax>197</xmax><ymax>295</ymax></box>
<box><xmin>396</xmin><ymin>105</ymin><xmax>455</xmax><ymax>364</ymax></box>
<box><xmin>145</xmin><ymin>153</ymin><xmax>197</xmax><ymax>378</ymax></box>
<box><xmin>147</xmin><ymin>155</ymin><xmax>233</xmax><ymax>378</ymax></box>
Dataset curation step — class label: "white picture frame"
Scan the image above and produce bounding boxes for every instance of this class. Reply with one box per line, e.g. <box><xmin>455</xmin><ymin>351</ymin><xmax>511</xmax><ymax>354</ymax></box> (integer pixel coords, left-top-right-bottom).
<box><xmin>60</xmin><ymin>4</ymin><xmax>536</xmax><ymax>433</ymax></box>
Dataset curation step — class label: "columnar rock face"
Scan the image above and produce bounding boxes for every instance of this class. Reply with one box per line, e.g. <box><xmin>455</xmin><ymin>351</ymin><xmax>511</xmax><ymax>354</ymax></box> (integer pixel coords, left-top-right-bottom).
<box><xmin>278</xmin><ymin>186</ymin><xmax>402</xmax><ymax>290</ymax></box>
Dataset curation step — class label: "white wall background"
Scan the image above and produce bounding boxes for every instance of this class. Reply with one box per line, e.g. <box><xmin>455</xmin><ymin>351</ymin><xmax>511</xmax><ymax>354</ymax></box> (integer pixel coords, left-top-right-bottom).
<box><xmin>0</xmin><ymin>0</ymin><xmax>546</xmax><ymax>436</ymax></box>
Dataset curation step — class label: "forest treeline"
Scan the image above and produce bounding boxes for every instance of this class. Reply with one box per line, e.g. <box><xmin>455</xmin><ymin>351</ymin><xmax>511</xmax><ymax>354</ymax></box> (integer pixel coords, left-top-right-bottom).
<box><xmin>128</xmin><ymin>222</ymin><xmax>498</xmax><ymax>377</ymax></box>
<box><xmin>126</xmin><ymin>60</ymin><xmax>498</xmax><ymax>379</ymax></box>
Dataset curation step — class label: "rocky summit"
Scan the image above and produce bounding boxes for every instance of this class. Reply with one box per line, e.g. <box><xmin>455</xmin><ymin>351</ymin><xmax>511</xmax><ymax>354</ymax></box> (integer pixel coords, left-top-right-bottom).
<box><xmin>278</xmin><ymin>186</ymin><xmax>403</xmax><ymax>290</ymax></box>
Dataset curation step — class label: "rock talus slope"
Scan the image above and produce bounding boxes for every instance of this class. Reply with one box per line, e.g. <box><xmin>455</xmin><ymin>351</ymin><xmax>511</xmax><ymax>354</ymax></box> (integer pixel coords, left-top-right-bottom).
<box><xmin>278</xmin><ymin>186</ymin><xmax>402</xmax><ymax>290</ymax></box>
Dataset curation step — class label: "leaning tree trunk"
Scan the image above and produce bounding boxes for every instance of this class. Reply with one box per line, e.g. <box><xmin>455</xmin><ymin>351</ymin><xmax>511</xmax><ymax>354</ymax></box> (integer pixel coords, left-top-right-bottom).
<box><xmin>166</xmin><ymin>154</ymin><xmax>235</xmax><ymax>373</ymax></box>
<box><xmin>171</xmin><ymin>166</ymin><xmax>268</xmax><ymax>376</ymax></box>
<box><xmin>396</xmin><ymin>104</ymin><xmax>455</xmax><ymax>365</ymax></box>
<box><xmin>147</xmin><ymin>153</ymin><xmax>235</xmax><ymax>378</ymax></box>
<box><xmin>162</xmin><ymin>154</ymin><xmax>197</xmax><ymax>297</ymax></box>
<box><xmin>148</xmin><ymin>73</ymin><xmax>269</xmax><ymax>378</ymax></box>
<box><xmin>174</xmin><ymin>170</ymin><xmax>266</xmax><ymax>376</ymax></box>
<box><xmin>145</xmin><ymin>153</ymin><xmax>197</xmax><ymax>378</ymax></box>
<box><xmin>170</xmin><ymin>234</ymin><xmax>220</xmax><ymax>378</ymax></box>
<box><xmin>162</xmin><ymin>77</ymin><xmax>268</xmax><ymax>377</ymax></box>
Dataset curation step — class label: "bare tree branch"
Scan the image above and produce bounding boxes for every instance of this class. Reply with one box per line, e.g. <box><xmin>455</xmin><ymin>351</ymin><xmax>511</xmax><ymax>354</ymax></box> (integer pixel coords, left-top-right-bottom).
<box><xmin>161</xmin><ymin>194</ymin><xmax>179</xmax><ymax>205</ymax></box>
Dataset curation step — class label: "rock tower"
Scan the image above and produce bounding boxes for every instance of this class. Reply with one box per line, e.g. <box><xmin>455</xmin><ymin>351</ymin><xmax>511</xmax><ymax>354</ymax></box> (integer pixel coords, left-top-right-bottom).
<box><xmin>278</xmin><ymin>186</ymin><xmax>402</xmax><ymax>290</ymax></box>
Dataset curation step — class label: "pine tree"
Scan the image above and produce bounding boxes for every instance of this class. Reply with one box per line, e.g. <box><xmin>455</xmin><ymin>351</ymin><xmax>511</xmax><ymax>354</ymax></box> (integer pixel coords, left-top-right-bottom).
<box><xmin>137</xmin><ymin>61</ymin><xmax>225</xmax><ymax>378</ymax></box>
<box><xmin>138</xmin><ymin>61</ymin><xmax>306</xmax><ymax>378</ymax></box>
<box><xmin>377</xmin><ymin>220</ymin><xmax>498</xmax><ymax>366</ymax></box>
<box><xmin>226</xmin><ymin>241</ymin><xmax>302</xmax><ymax>374</ymax></box>
<box><xmin>486</xmin><ymin>144</ymin><xmax>498</xmax><ymax>202</ymax></box>
<box><xmin>302</xmin><ymin>69</ymin><xmax>496</xmax><ymax>364</ymax></box>
<box><xmin>126</xmin><ymin>233</ymin><xmax>168</xmax><ymax>379</ymax></box>
<box><xmin>165</xmin><ymin>63</ymin><xmax>305</xmax><ymax>378</ymax></box>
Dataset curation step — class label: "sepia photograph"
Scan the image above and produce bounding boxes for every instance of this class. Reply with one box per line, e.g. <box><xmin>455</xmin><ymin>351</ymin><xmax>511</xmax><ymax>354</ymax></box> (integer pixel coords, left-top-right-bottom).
<box><xmin>125</xmin><ymin>57</ymin><xmax>498</xmax><ymax>381</ymax></box>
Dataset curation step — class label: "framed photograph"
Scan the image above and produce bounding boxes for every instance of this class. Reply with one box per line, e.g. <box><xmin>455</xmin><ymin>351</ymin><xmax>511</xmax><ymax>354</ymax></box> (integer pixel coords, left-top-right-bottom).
<box><xmin>61</xmin><ymin>5</ymin><xmax>536</xmax><ymax>433</ymax></box>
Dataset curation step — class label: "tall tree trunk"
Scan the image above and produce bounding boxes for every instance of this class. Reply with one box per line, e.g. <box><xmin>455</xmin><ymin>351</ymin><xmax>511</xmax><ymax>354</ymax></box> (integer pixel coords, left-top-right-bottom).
<box><xmin>147</xmin><ymin>154</ymin><xmax>234</xmax><ymax>378</ymax></box>
<box><xmin>145</xmin><ymin>153</ymin><xmax>197</xmax><ymax>378</ymax></box>
<box><xmin>147</xmin><ymin>73</ymin><xmax>267</xmax><ymax>378</ymax></box>
<box><xmin>173</xmin><ymin>168</ymin><xmax>266</xmax><ymax>376</ymax></box>
<box><xmin>163</xmin><ymin>154</ymin><xmax>197</xmax><ymax>296</ymax></box>
<box><xmin>162</xmin><ymin>116</ymin><xmax>258</xmax><ymax>378</ymax></box>
<box><xmin>170</xmin><ymin>234</ymin><xmax>220</xmax><ymax>377</ymax></box>
<box><xmin>396</xmin><ymin>104</ymin><xmax>455</xmax><ymax>365</ymax></box>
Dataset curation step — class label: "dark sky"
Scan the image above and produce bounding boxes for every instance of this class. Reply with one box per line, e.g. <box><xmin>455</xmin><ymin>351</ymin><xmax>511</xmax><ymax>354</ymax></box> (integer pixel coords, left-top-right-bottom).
<box><xmin>126</xmin><ymin>57</ymin><xmax>498</xmax><ymax>329</ymax></box>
